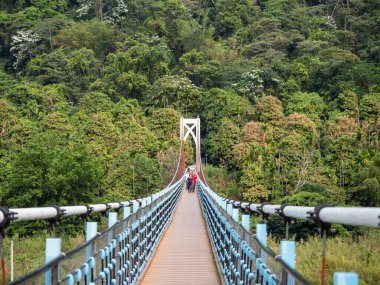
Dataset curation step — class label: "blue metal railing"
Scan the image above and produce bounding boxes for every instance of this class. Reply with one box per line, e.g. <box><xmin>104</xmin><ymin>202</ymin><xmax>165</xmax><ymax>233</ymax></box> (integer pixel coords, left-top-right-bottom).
<box><xmin>9</xmin><ymin>178</ymin><xmax>185</xmax><ymax>285</ymax></box>
<box><xmin>197</xmin><ymin>180</ymin><xmax>312</xmax><ymax>285</ymax></box>
<box><xmin>199</xmin><ymin>161</ymin><xmax>369</xmax><ymax>285</ymax></box>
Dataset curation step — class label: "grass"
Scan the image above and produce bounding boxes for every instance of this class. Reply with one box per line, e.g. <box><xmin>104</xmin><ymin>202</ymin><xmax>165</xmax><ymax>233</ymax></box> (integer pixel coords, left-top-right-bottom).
<box><xmin>2</xmin><ymin>234</ymin><xmax>85</xmax><ymax>282</ymax></box>
<box><xmin>268</xmin><ymin>230</ymin><xmax>380</xmax><ymax>285</ymax></box>
<box><xmin>1</xmin><ymin>215</ymin><xmax>119</xmax><ymax>282</ymax></box>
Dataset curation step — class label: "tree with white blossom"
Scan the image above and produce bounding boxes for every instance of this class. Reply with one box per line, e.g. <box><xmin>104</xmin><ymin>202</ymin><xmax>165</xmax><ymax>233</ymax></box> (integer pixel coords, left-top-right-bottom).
<box><xmin>76</xmin><ymin>0</ymin><xmax>128</xmax><ymax>23</ymax></box>
<box><xmin>10</xmin><ymin>30</ymin><xmax>41</xmax><ymax>69</ymax></box>
<box><xmin>232</xmin><ymin>69</ymin><xmax>264</xmax><ymax>101</ymax></box>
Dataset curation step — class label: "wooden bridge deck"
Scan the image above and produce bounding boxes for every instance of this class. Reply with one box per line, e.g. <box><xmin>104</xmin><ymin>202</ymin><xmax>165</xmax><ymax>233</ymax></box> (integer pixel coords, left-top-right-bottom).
<box><xmin>139</xmin><ymin>189</ymin><xmax>222</xmax><ymax>285</ymax></box>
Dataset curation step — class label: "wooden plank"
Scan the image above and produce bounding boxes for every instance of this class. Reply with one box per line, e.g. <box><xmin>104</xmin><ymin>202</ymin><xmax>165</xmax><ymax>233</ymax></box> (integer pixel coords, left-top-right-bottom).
<box><xmin>139</xmin><ymin>190</ymin><xmax>222</xmax><ymax>285</ymax></box>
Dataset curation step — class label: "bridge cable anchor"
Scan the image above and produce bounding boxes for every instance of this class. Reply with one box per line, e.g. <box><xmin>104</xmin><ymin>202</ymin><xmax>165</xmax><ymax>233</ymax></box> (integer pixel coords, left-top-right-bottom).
<box><xmin>101</xmin><ymin>203</ymin><xmax>112</xmax><ymax>217</ymax></box>
<box><xmin>307</xmin><ymin>204</ymin><xmax>331</xmax><ymax>285</ymax></box>
<box><xmin>116</xmin><ymin>202</ymin><xmax>125</xmax><ymax>214</ymax></box>
<box><xmin>256</xmin><ymin>203</ymin><xmax>269</xmax><ymax>223</ymax></box>
<box><xmin>275</xmin><ymin>203</ymin><xmax>292</xmax><ymax>240</ymax></box>
<box><xmin>0</xmin><ymin>207</ymin><xmax>16</xmax><ymax>238</ymax></box>
<box><xmin>307</xmin><ymin>204</ymin><xmax>331</xmax><ymax>236</ymax></box>
<box><xmin>80</xmin><ymin>204</ymin><xmax>94</xmax><ymax>221</ymax></box>
<box><xmin>47</xmin><ymin>205</ymin><xmax>66</xmax><ymax>235</ymax></box>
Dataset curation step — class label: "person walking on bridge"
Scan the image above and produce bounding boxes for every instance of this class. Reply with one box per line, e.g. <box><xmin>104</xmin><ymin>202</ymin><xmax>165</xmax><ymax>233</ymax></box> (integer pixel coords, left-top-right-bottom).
<box><xmin>186</xmin><ymin>173</ymin><xmax>193</xmax><ymax>193</ymax></box>
<box><xmin>191</xmin><ymin>173</ymin><xmax>197</xmax><ymax>192</ymax></box>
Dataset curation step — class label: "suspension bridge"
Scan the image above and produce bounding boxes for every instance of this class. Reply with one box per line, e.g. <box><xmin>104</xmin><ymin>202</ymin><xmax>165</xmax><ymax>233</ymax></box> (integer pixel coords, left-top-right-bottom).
<box><xmin>0</xmin><ymin>117</ymin><xmax>379</xmax><ymax>285</ymax></box>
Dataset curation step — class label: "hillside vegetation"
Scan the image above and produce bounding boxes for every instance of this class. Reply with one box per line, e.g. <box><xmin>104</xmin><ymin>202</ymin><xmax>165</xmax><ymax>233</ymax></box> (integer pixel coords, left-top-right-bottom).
<box><xmin>0</xmin><ymin>0</ymin><xmax>379</xmax><ymax>233</ymax></box>
<box><xmin>0</xmin><ymin>1</ymin><xmax>380</xmax><ymax>283</ymax></box>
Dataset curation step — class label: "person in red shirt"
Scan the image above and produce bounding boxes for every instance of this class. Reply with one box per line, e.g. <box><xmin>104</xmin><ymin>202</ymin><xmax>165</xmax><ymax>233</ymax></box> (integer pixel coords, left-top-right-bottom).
<box><xmin>191</xmin><ymin>173</ymin><xmax>197</xmax><ymax>192</ymax></box>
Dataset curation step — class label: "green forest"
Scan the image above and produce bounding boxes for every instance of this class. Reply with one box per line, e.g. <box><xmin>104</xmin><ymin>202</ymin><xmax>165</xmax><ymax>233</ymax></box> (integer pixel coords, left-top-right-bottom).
<box><xmin>0</xmin><ymin>0</ymin><xmax>379</xmax><ymax>232</ymax></box>
<box><xmin>0</xmin><ymin>0</ymin><xmax>380</xmax><ymax>283</ymax></box>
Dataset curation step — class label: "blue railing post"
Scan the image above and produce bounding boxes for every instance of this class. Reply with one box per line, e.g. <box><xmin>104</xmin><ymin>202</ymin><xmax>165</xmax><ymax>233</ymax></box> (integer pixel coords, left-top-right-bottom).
<box><xmin>123</xmin><ymin>206</ymin><xmax>131</xmax><ymax>219</ymax></box>
<box><xmin>242</xmin><ymin>215</ymin><xmax>250</xmax><ymax>232</ymax></box>
<box><xmin>256</xmin><ymin>224</ymin><xmax>267</xmax><ymax>246</ymax></box>
<box><xmin>334</xmin><ymin>273</ymin><xmax>359</xmax><ymax>285</ymax></box>
<box><xmin>133</xmin><ymin>201</ymin><xmax>139</xmax><ymax>214</ymax></box>
<box><xmin>221</xmin><ymin>200</ymin><xmax>227</xmax><ymax>210</ymax></box>
<box><xmin>232</xmin><ymin>208</ymin><xmax>239</xmax><ymax>223</ymax></box>
<box><xmin>108</xmin><ymin>212</ymin><xmax>118</xmax><ymax>243</ymax></box>
<box><xmin>141</xmin><ymin>198</ymin><xmax>147</xmax><ymax>215</ymax></box>
<box><xmin>85</xmin><ymin>222</ymin><xmax>97</xmax><ymax>285</ymax></box>
<box><xmin>45</xmin><ymin>238</ymin><xmax>61</xmax><ymax>285</ymax></box>
<box><xmin>227</xmin><ymin>203</ymin><xmax>233</xmax><ymax>216</ymax></box>
<box><xmin>256</xmin><ymin>224</ymin><xmax>267</xmax><ymax>262</ymax></box>
<box><xmin>123</xmin><ymin>206</ymin><xmax>131</xmax><ymax>231</ymax></box>
<box><xmin>280</xmin><ymin>241</ymin><xmax>296</xmax><ymax>285</ymax></box>
<box><xmin>86</xmin><ymin>222</ymin><xmax>98</xmax><ymax>259</ymax></box>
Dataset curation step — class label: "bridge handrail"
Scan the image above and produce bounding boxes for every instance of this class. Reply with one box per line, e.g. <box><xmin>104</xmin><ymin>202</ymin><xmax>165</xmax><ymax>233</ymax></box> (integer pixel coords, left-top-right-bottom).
<box><xmin>200</xmin><ymin>158</ymin><xmax>380</xmax><ymax>229</ymax></box>
<box><xmin>197</xmin><ymin>179</ymin><xmax>313</xmax><ymax>285</ymax></box>
<box><xmin>9</xmin><ymin>176</ymin><xmax>185</xmax><ymax>284</ymax></box>
<box><xmin>0</xmin><ymin>177</ymin><xmax>184</xmax><ymax>228</ymax></box>
<box><xmin>220</xmin><ymin>198</ymin><xmax>380</xmax><ymax>228</ymax></box>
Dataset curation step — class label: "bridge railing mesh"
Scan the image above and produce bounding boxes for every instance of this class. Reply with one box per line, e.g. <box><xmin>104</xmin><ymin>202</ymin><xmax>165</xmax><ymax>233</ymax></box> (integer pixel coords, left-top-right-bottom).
<box><xmin>9</xmin><ymin>178</ymin><xmax>185</xmax><ymax>285</ymax></box>
<box><xmin>198</xmin><ymin>181</ymin><xmax>312</xmax><ymax>285</ymax></box>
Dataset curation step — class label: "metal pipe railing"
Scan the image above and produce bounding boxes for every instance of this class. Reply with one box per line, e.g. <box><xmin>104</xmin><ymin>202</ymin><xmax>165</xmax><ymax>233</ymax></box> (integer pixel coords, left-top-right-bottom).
<box><xmin>220</xmin><ymin>198</ymin><xmax>380</xmax><ymax>228</ymax></box>
<box><xmin>317</xmin><ymin>207</ymin><xmax>380</xmax><ymax>227</ymax></box>
<box><xmin>197</xmin><ymin>180</ymin><xmax>313</xmax><ymax>285</ymax></box>
<box><xmin>8</xmin><ymin>176</ymin><xmax>185</xmax><ymax>284</ymax></box>
<box><xmin>0</xmin><ymin>180</ymin><xmax>181</xmax><ymax>231</ymax></box>
<box><xmin>198</xmin><ymin>176</ymin><xmax>377</xmax><ymax>285</ymax></box>
<box><xmin>200</xmin><ymin>159</ymin><xmax>379</xmax><ymax>228</ymax></box>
